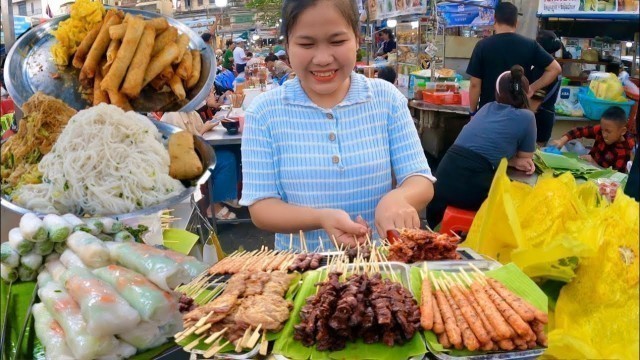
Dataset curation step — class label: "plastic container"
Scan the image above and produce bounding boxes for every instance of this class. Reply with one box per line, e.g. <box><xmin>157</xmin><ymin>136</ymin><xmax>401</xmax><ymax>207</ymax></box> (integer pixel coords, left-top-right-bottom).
<box><xmin>577</xmin><ymin>89</ymin><xmax>635</xmax><ymax>120</ymax></box>
<box><xmin>460</xmin><ymin>90</ymin><xmax>470</xmax><ymax>107</ymax></box>
<box><xmin>422</xmin><ymin>92</ymin><xmax>462</xmax><ymax>105</ymax></box>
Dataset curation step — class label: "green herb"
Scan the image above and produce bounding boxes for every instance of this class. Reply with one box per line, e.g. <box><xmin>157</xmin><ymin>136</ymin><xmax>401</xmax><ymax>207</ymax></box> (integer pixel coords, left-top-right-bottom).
<box><xmin>38</xmin><ymin>127</ymin><xmax>49</xmax><ymax>137</ymax></box>
<box><xmin>63</xmin><ymin>181</ymin><xmax>69</xmax><ymax>191</ymax></box>
<box><xmin>124</xmin><ymin>224</ymin><xmax>150</xmax><ymax>243</ymax></box>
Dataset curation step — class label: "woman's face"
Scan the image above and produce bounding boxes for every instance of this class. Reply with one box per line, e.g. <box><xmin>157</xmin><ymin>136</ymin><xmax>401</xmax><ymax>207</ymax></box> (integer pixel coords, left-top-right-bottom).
<box><xmin>286</xmin><ymin>1</ymin><xmax>358</xmax><ymax>107</ymax></box>
<box><xmin>381</xmin><ymin>32</ymin><xmax>390</xmax><ymax>41</ymax></box>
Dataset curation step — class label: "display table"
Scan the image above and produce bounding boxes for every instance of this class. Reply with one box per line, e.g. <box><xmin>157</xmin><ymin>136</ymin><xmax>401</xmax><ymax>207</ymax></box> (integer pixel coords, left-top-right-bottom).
<box><xmin>408</xmin><ymin>99</ymin><xmax>470</xmax><ymax>158</ymax></box>
<box><xmin>551</xmin><ymin>115</ymin><xmax>594</xmax><ymax>140</ymax></box>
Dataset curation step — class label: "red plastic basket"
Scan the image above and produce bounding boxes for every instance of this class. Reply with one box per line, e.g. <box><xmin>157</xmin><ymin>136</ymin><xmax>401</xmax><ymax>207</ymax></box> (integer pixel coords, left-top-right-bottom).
<box><xmin>422</xmin><ymin>92</ymin><xmax>461</xmax><ymax>105</ymax></box>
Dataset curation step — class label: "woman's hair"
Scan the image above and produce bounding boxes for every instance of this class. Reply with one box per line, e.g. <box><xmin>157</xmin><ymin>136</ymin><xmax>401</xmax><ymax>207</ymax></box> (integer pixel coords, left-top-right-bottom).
<box><xmin>380</xmin><ymin>28</ymin><xmax>394</xmax><ymax>41</ymax></box>
<box><xmin>536</xmin><ymin>30</ymin><xmax>561</xmax><ymax>54</ymax></box>
<box><xmin>201</xmin><ymin>33</ymin><xmax>212</xmax><ymax>43</ymax></box>
<box><xmin>495</xmin><ymin>65</ymin><xmax>530</xmax><ymax>109</ymax></box>
<box><xmin>265</xmin><ymin>54</ymin><xmax>278</xmax><ymax>63</ymax></box>
<box><xmin>281</xmin><ymin>0</ymin><xmax>359</xmax><ymax>41</ymax></box>
<box><xmin>226</xmin><ymin>39</ymin><xmax>234</xmax><ymax>47</ymax></box>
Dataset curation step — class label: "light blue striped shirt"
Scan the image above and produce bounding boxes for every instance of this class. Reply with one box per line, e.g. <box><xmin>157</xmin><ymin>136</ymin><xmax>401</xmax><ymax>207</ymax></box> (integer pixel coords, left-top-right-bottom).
<box><xmin>240</xmin><ymin>73</ymin><xmax>435</xmax><ymax>251</ymax></box>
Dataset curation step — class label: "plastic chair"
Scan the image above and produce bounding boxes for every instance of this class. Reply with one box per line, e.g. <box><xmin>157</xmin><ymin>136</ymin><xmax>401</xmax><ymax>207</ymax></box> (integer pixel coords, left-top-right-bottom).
<box><xmin>440</xmin><ymin>206</ymin><xmax>477</xmax><ymax>235</ymax></box>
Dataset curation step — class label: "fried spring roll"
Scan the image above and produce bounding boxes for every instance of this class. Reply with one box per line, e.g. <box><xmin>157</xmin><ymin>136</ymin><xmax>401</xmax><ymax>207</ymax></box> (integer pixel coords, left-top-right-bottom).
<box><xmin>110</xmin><ymin>18</ymin><xmax>169</xmax><ymax>40</ymax></box>
<box><xmin>150</xmin><ymin>76</ymin><xmax>168</xmax><ymax>91</ymax></box>
<box><xmin>121</xmin><ymin>25</ymin><xmax>156</xmax><ymax>98</ymax></box>
<box><xmin>173</xmin><ymin>33</ymin><xmax>190</xmax><ymax>64</ymax></box>
<box><xmin>186</xmin><ymin>50</ymin><xmax>201</xmax><ymax>89</ymax></box>
<box><xmin>72</xmin><ymin>21</ymin><xmax>103</xmax><ymax>69</ymax></box>
<box><xmin>175</xmin><ymin>49</ymin><xmax>192</xmax><ymax>80</ymax></box>
<box><xmin>159</xmin><ymin>66</ymin><xmax>175</xmax><ymax>83</ymax></box>
<box><xmin>168</xmin><ymin>74</ymin><xmax>186</xmax><ymax>100</ymax></box>
<box><xmin>93</xmin><ymin>70</ymin><xmax>109</xmax><ymax>105</ymax></box>
<box><xmin>101</xmin><ymin>16</ymin><xmax>146</xmax><ymax>92</ymax></box>
<box><xmin>80</xmin><ymin>11</ymin><xmax>122</xmax><ymax>84</ymax></box>
<box><xmin>106</xmin><ymin>89</ymin><xmax>132</xmax><ymax>111</ymax></box>
<box><xmin>151</xmin><ymin>27</ymin><xmax>178</xmax><ymax>57</ymax></box>
<box><xmin>143</xmin><ymin>42</ymin><xmax>179</xmax><ymax>88</ymax></box>
<box><xmin>103</xmin><ymin>39</ymin><xmax>121</xmax><ymax>76</ymax></box>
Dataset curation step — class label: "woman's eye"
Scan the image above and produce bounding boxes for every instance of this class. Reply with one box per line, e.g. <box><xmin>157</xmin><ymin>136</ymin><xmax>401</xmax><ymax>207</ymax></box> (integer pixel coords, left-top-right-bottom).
<box><xmin>298</xmin><ymin>43</ymin><xmax>314</xmax><ymax>48</ymax></box>
<box><xmin>332</xmin><ymin>40</ymin><xmax>347</xmax><ymax>45</ymax></box>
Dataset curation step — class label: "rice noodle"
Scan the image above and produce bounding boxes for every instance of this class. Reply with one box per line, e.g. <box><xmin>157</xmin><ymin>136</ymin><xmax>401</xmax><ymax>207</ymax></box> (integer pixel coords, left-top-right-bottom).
<box><xmin>13</xmin><ymin>104</ymin><xmax>185</xmax><ymax>215</ymax></box>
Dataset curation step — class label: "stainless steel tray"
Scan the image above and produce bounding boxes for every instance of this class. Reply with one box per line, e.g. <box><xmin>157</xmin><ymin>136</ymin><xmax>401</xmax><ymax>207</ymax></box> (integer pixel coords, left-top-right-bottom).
<box><xmin>3</xmin><ymin>7</ymin><xmax>215</xmax><ymax>113</ymax></box>
<box><xmin>1</xmin><ymin>120</ymin><xmax>215</xmax><ymax>219</ymax></box>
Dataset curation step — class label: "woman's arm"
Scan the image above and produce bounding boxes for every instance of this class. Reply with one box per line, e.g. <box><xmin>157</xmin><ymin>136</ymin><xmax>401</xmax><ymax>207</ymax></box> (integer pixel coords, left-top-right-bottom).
<box><xmin>249</xmin><ymin>198</ymin><xmax>368</xmax><ymax>247</ymax></box>
<box><xmin>375</xmin><ymin>176</ymin><xmax>434</xmax><ymax>236</ymax></box>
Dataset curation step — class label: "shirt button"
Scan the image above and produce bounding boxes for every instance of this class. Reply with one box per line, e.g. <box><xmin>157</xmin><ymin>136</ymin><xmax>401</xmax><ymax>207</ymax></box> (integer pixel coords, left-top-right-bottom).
<box><xmin>329</xmin><ymin>132</ymin><xmax>336</xmax><ymax>141</ymax></box>
<box><xmin>332</xmin><ymin>155</ymin><xmax>340</xmax><ymax>164</ymax></box>
<box><xmin>326</xmin><ymin>113</ymin><xmax>334</xmax><ymax>119</ymax></box>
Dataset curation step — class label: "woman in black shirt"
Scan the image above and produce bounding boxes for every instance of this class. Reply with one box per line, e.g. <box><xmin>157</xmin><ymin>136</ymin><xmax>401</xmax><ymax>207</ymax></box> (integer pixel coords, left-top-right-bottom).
<box><xmin>376</xmin><ymin>28</ymin><xmax>396</xmax><ymax>59</ymax></box>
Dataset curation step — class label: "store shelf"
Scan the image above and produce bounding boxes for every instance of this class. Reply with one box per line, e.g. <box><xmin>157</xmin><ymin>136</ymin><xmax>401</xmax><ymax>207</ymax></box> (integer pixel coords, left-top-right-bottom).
<box><xmin>563</xmin><ymin>75</ymin><xmax>590</xmax><ymax>82</ymax></box>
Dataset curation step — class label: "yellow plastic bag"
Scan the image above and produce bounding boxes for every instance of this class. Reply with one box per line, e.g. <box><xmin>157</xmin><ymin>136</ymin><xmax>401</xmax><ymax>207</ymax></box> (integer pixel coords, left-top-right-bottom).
<box><xmin>589</xmin><ymin>72</ymin><xmax>627</xmax><ymax>102</ymax></box>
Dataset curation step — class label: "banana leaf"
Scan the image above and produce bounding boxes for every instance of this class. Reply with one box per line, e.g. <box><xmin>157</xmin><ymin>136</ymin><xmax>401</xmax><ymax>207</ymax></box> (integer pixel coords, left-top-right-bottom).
<box><xmin>272</xmin><ymin>270</ymin><xmax>427</xmax><ymax>360</ymax></box>
<box><xmin>0</xmin><ymin>280</ymin><xmax>183</xmax><ymax>360</ymax></box>
<box><xmin>408</xmin><ymin>263</ymin><xmax>547</xmax><ymax>357</ymax></box>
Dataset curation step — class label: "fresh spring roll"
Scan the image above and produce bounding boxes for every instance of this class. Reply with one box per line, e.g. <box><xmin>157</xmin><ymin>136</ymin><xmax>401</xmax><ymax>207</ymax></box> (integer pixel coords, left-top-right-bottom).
<box><xmin>93</xmin><ymin>265</ymin><xmax>179</xmax><ymax>324</ymax></box>
<box><xmin>9</xmin><ymin>228</ymin><xmax>34</xmax><ymax>255</ymax></box>
<box><xmin>44</xmin><ymin>260</ymin><xmax>67</xmax><ymax>283</ymax></box>
<box><xmin>34</xmin><ymin>241</ymin><xmax>54</xmax><ymax>256</ymax></box>
<box><xmin>59</xmin><ymin>249</ymin><xmax>87</xmax><ymax>269</ymax></box>
<box><xmin>66</xmin><ymin>231</ymin><xmax>111</xmax><ymax>268</ymax></box>
<box><xmin>1</xmin><ymin>242</ymin><xmax>20</xmax><ymax>268</ymax></box>
<box><xmin>113</xmin><ymin>231</ymin><xmax>134</xmax><ymax>242</ymax></box>
<box><xmin>96</xmin><ymin>340</ymin><xmax>137</xmax><ymax>360</ymax></box>
<box><xmin>106</xmin><ymin>242</ymin><xmax>190</xmax><ymax>291</ymax></box>
<box><xmin>37</xmin><ymin>270</ymin><xmax>53</xmax><ymax>287</ymax></box>
<box><xmin>21</xmin><ymin>252</ymin><xmax>43</xmax><ymax>271</ymax></box>
<box><xmin>132</xmin><ymin>242</ymin><xmax>206</xmax><ymax>279</ymax></box>
<box><xmin>61</xmin><ymin>214</ymin><xmax>85</xmax><ymax>229</ymax></box>
<box><xmin>33</xmin><ymin>303</ymin><xmax>75</xmax><ymax>360</ymax></box>
<box><xmin>43</xmin><ymin>214</ymin><xmax>73</xmax><ymax>243</ymax></box>
<box><xmin>20</xmin><ymin>213</ymin><xmax>48</xmax><ymax>242</ymax></box>
<box><xmin>61</xmin><ymin>266</ymin><xmax>141</xmax><ymax>336</ymax></box>
<box><xmin>158</xmin><ymin>311</ymin><xmax>183</xmax><ymax>338</ymax></box>
<box><xmin>97</xmin><ymin>233</ymin><xmax>114</xmax><ymax>242</ymax></box>
<box><xmin>1</xmin><ymin>263</ymin><xmax>18</xmax><ymax>282</ymax></box>
<box><xmin>54</xmin><ymin>242</ymin><xmax>67</xmax><ymax>254</ymax></box>
<box><xmin>18</xmin><ymin>265</ymin><xmax>37</xmax><ymax>281</ymax></box>
<box><xmin>116</xmin><ymin>321</ymin><xmax>166</xmax><ymax>350</ymax></box>
<box><xmin>101</xmin><ymin>218</ymin><xmax>124</xmax><ymax>234</ymax></box>
<box><xmin>39</xmin><ymin>281</ymin><xmax>120</xmax><ymax>360</ymax></box>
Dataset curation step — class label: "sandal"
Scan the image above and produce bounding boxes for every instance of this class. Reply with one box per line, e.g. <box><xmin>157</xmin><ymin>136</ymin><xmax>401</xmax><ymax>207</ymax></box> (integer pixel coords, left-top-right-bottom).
<box><xmin>222</xmin><ymin>199</ymin><xmax>242</xmax><ymax>209</ymax></box>
<box><xmin>215</xmin><ymin>206</ymin><xmax>237</xmax><ymax>221</ymax></box>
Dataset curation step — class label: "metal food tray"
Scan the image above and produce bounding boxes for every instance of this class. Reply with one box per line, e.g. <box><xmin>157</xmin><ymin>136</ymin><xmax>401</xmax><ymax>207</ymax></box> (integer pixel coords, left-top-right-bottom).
<box><xmin>1</xmin><ymin>120</ymin><xmax>215</xmax><ymax>219</ymax></box>
<box><xmin>423</xmin><ymin>261</ymin><xmax>545</xmax><ymax>360</ymax></box>
<box><xmin>3</xmin><ymin>7</ymin><xmax>215</xmax><ymax>113</ymax></box>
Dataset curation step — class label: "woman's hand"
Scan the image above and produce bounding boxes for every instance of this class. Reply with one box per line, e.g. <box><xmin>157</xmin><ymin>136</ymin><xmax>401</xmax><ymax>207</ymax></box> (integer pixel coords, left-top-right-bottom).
<box><xmin>319</xmin><ymin>209</ymin><xmax>369</xmax><ymax>248</ymax></box>
<box><xmin>200</xmin><ymin>120</ymin><xmax>219</xmax><ymax>135</ymax></box>
<box><xmin>374</xmin><ymin>191</ymin><xmax>421</xmax><ymax>239</ymax></box>
<box><xmin>510</xmin><ymin>157</ymin><xmax>535</xmax><ymax>174</ymax></box>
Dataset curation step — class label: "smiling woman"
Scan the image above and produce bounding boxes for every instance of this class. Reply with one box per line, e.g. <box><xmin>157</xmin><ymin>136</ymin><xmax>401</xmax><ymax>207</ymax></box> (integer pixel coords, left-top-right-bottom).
<box><xmin>239</xmin><ymin>0</ymin><xmax>436</xmax><ymax>251</ymax></box>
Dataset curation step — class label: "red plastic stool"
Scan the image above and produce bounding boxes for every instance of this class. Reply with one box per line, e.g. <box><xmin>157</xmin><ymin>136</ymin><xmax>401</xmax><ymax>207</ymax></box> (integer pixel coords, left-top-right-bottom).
<box><xmin>440</xmin><ymin>206</ymin><xmax>477</xmax><ymax>235</ymax></box>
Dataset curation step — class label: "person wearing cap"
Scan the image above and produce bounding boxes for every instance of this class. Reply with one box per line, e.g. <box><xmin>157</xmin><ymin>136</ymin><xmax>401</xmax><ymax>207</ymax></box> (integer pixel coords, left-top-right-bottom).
<box><xmin>233</xmin><ymin>38</ymin><xmax>251</xmax><ymax>74</ymax></box>
<box><xmin>275</xmin><ymin>50</ymin><xmax>290</xmax><ymax>67</ymax></box>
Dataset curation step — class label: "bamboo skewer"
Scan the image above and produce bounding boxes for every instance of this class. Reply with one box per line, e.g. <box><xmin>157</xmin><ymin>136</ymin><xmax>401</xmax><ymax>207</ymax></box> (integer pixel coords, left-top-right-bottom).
<box><xmin>204</xmin><ymin>328</ymin><xmax>227</xmax><ymax>345</ymax></box>
<box><xmin>246</xmin><ymin>324</ymin><xmax>263</xmax><ymax>348</ymax></box>
<box><xmin>184</xmin><ymin>334</ymin><xmax>206</xmax><ymax>351</ymax></box>
<box><xmin>259</xmin><ymin>331</ymin><xmax>269</xmax><ymax>355</ymax></box>
<box><xmin>204</xmin><ymin>339</ymin><xmax>230</xmax><ymax>358</ymax></box>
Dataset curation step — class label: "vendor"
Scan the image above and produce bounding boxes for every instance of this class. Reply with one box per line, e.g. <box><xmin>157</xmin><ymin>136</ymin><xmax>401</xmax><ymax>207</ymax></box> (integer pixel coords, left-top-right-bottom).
<box><xmin>240</xmin><ymin>0</ymin><xmax>435</xmax><ymax>250</ymax></box>
<box><xmin>375</xmin><ymin>28</ymin><xmax>396</xmax><ymax>60</ymax></box>
<box><xmin>531</xmin><ymin>30</ymin><xmax>563</xmax><ymax>146</ymax></box>
<box><xmin>427</xmin><ymin>66</ymin><xmax>536</xmax><ymax>228</ymax></box>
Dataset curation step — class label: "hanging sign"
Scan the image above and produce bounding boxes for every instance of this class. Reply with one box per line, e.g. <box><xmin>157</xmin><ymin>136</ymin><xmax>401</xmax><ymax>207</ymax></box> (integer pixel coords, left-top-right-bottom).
<box><xmin>538</xmin><ymin>0</ymin><xmax>639</xmax><ymax>16</ymax></box>
<box><xmin>436</xmin><ymin>0</ymin><xmax>498</xmax><ymax>28</ymax></box>
<box><xmin>368</xmin><ymin>0</ymin><xmax>429</xmax><ymax>21</ymax></box>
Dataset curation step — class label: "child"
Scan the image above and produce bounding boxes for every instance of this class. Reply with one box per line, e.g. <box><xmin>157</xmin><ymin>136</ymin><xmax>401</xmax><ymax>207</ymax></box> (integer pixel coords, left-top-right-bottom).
<box><xmin>552</xmin><ymin>106</ymin><xmax>635</xmax><ymax>173</ymax></box>
<box><xmin>240</xmin><ymin>0</ymin><xmax>435</xmax><ymax>250</ymax></box>
<box><xmin>426</xmin><ymin>65</ymin><xmax>536</xmax><ymax>228</ymax></box>
<box><xmin>377</xmin><ymin>66</ymin><xmax>397</xmax><ymax>85</ymax></box>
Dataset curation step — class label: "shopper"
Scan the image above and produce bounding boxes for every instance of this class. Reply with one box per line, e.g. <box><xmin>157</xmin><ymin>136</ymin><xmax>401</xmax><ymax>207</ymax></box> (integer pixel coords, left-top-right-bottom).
<box><xmin>222</xmin><ymin>39</ymin><xmax>235</xmax><ymax>71</ymax></box>
<box><xmin>265</xmin><ymin>54</ymin><xmax>293</xmax><ymax>80</ymax></box>
<box><xmin>240</xmin><ymin>0</ymin><xmax>435</xmax><ymax>250</ymax></box>
<box><xmin>274</xmin><ymin>38</ymin><xmax>285</xmax><ymax>53</ymax></box>
<box><xmin>377</xmin><ymin>66</ymin><xmax>397</xmax><ymax>84</ymax></box>
<box><xmin>427</xmin><ymin>65</ymin><xmax>536</xmax><ymax>228</ymax></box>
<box><xmin>159</xmin><ymin>112</ymin><xmax>240</xmax><ymax>220</ymax></box>
<box><xmin>375</xmin><ymin>28</ymin><xmax>397</xmax><ymax>60</ymax></box>
<box><xmin>233</xmin><ymin>39</ymin><xmax>250</xmax><ymax>74</ymax></box>
<box><xmin>466</xmin><ymin>2</ymin><xmax>561</xmax><ymax>114</ymax></box>
<box><xmin>552</xmin><ymin>106</ymin><xmax>635</xmax><ymax>173</ymax></box>
<box><xmin>531</xmin><ymin>30</ymin><xmax>563</xmax><ymax>145</ymax></box>
<box><xmin>275</xmin><ymin>50</ymin><xmax>290</xmax><ymax>66</ymax></box>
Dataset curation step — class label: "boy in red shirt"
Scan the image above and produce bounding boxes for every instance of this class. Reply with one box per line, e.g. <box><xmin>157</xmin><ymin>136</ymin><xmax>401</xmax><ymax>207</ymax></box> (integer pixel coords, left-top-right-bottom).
<box><xmin>552</xmin><ymin>106</ymin><xmax>635</xmax><ymax>173</ymax></box>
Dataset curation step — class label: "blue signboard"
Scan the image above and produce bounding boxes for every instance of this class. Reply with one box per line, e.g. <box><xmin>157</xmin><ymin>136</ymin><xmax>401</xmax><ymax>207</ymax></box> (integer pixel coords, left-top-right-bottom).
<box><xmin>14</xmin><ymin>16</ymin><xmax>32</xmax><ymax>37</ymax></box>
<box><xmin>437</xmin><ymin>0</ymin><xmax>498</xmax><ymax>27</ymax></box>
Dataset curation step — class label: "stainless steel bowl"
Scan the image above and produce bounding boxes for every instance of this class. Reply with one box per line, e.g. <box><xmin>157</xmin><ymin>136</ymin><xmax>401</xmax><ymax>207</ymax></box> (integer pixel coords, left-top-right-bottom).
<box><xmin>1</xmin><ymin>120</ymin><xmax>216</xmax><ymax>220</ymax></box>
<box><xmin>3</xmin><ymin>7</ymin><xmax>215</xmax><ymax>113</ymax></box>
